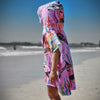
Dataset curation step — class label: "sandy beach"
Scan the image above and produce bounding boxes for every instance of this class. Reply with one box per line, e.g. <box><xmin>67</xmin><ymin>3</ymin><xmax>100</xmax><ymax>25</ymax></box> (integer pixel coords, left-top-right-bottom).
<box><xmin>2</xmin><ymin>56</ymin><xmax>100</xmax><ymax>100</ymax></box>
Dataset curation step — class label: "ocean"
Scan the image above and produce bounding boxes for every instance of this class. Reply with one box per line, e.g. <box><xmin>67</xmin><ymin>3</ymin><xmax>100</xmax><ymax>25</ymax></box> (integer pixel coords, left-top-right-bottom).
<box><xmin>0</xmin><ymin>46</ymin><xmax>100</xmax><ymax>91</ymax></box>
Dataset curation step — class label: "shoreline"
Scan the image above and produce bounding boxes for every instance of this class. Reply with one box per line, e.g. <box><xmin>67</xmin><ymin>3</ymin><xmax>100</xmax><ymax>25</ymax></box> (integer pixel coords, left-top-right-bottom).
<box><xmin>2</xmin><ymin>56</ymin><xmax>100</xmax><ymax>100</ymax></box>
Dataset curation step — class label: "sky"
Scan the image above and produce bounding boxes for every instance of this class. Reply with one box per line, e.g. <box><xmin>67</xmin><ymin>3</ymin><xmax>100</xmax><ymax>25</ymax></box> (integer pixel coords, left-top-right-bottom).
<box><xmin>0</xmin><ymin>0</ymin><xmax>100</xmax><ymax>44</ymax></box>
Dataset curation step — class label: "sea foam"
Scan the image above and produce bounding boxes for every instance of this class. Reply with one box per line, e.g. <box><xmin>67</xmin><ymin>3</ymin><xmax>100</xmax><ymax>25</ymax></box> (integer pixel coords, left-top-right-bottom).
<box><xmin>0</xmin><ymin>47</ymin><xmax>100</xmax><ymax>57</ymax></box>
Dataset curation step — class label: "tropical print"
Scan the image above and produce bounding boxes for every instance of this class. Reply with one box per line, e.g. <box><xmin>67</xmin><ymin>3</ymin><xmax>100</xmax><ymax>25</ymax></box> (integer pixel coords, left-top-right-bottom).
<box><xmin>37</xmin><ymin>1</ymin><xmax>76</xmax><ymax>96</ymax></box>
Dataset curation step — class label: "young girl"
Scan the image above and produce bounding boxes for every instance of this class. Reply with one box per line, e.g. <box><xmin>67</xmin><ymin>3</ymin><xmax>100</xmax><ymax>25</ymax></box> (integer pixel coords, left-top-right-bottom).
<box><xmin>37</xmin><ymin>1</ymin><xmax>76</xmax><ymax>100</ymax></box>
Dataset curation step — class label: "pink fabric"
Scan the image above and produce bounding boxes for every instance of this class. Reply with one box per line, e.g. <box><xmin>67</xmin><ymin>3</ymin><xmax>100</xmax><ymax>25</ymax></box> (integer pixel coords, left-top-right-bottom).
<box><xmin>37</xmin><ymin>1</ymin><xmax>76</xmax><ymax>95</ymax></box>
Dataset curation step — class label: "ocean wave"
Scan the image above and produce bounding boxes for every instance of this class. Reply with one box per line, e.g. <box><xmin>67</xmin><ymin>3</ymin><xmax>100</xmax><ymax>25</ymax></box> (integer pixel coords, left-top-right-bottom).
<box><xmin>21</xmin><ymin>46</ymin><xmax>43</xmax><ymax>49</ymax></box>
<box><xmin>0</xmin><ymin>46</ymin><xmax>7</xmax><ymax>50</ymax></box>
<box><xmin>70</xmin><ymin>47</ymin><xmax>100</xmax><ymax>53</ymax></box>
<box><xmin>0</xmin><ymin>50</ymin><xmax>43</xmax><ymax>57</ymax></box>
<box><xmin>0</xmin><ymin>47</ymin><xmax>100</xmax><ymax>57</ymax></box>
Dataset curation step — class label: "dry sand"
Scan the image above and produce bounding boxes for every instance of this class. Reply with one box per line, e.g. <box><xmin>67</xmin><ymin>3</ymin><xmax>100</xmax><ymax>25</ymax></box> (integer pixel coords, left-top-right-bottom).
<box><xmin>2</xmin><ymin>57</ymin><xmax>100</xmax><ymax>100</ymax></box>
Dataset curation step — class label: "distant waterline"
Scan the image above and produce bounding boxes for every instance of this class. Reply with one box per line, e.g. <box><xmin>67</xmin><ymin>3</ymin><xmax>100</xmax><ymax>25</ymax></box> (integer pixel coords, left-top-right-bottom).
<box><xmin>0</xmin><ymin>46</ymin><xmax>100</xmax><ymax>57</ymax></box>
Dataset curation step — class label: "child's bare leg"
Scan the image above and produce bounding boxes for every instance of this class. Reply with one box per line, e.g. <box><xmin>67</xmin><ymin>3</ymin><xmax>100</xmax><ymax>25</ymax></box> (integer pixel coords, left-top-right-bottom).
<box><xmin>47</xmin><ymin>86</ymin><xmax>61</xmax><ymax>100</ymax></box>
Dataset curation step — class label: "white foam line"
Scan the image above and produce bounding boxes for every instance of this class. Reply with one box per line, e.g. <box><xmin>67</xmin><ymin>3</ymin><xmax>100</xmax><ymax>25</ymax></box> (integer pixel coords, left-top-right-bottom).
<box><xmin>0</xmin><ymin>46</ymin><xmax>7</xmax><ymax>50</ymax></box>
<box><xmin>0</xmin><ymin>51</ymin><xmax>44</xmax><ymax>57</ymax></box>
<box><xmin>0</xmin><ymin>47</ymin><xmax>100</xmax><ymax>57</ymax></box>
<box><xmin>21</xmin><ymin>46</ymin><xmax>43</xmax><ymax>49</ymax></box>
<box><xmin>71</xmin><ymin>49</ymin><xmax>98</xmax><ymax>53</ymax></box>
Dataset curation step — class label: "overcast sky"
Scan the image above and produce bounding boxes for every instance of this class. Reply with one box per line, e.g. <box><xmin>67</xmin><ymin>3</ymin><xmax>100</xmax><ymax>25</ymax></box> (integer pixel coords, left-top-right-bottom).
<box><xmin>0</xmin><ymin>0</ymin><xmax>100</xmax><ymax>44</ymax></box>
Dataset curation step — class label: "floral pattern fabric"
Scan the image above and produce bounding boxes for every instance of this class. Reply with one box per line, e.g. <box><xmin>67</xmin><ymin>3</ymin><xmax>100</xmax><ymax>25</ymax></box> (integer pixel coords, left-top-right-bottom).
<box><xmin>37</xmin><ymin>1</ymin><xmax>76</xmax><ymax>96</ymax></box>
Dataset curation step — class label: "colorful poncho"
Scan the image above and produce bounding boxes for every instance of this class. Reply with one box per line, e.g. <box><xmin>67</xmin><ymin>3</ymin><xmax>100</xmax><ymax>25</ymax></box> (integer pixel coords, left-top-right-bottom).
<box><xmin>37</xmin><ymin>1</ymin><xmax>76</xmax><ymax>96</ymax></box>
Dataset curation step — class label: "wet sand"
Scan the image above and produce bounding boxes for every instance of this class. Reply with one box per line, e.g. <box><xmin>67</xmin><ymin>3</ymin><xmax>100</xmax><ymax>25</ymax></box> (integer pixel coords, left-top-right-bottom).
<box><xmin>2</xmin><ymin>57</ymin><xmax>100</xmax><ymax>100</ymax></box>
